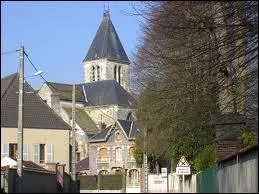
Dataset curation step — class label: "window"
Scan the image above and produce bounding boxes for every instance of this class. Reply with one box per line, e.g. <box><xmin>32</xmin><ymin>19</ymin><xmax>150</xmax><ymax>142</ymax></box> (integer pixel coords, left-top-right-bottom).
<box><xmin>97</xmin><ymin>66</ymin><xmax>100</xmax><ymax>80</ymax></box>
<box><xmin>98</xmin><ymin>148</ymin><xmax>109</xmax><ymax>162</ymax></box>
<box><xmin>1</xmin><ymin>144</ymin><xmax>28</xmax><ymax>160</ymax></box>
<box><xmin>33</xmin><ymin>144</ymin><xmax>53</xmax><ymax>164</ymax></box>
<box><xmin>115</xmin><ymin>147</ymin><xmax>122</xmax><ymax>162</ymax></box>
<box><xmin>128</xmin><ymin>147</ymin><xmax>135</xmax><ymax>161</ymax></box>
<box><xmin>92</xmin><ymin>66</ymin><xmax>95</xmax><ymax>81</ymax></box>
<box><xmin>118</xmin><ymin>66</ymin><xmax>121</xmax><ymax>84</ymax></box>
<box><xmin>40</xmin><ymin>144</ymin><xmax>45</xmax><ymax>163</ymax></box>
<box><xmin>114</xmin><ymin>66</ymin><xmax>117</xmax><ymax>81</ymax></box>
<box><xmin>99</xmin><ymin>170</ymin><xmax>108</xmax><ymax>175</ymax></box>
<box><xmin>9</xmin><ymin>143</ymin><xmax>18</xmax><ymax>159</ymax></box>
<box><xmin>76</xmin><ymin>152</ymin><xmax>80</xmax><ymax>162</ymax></box>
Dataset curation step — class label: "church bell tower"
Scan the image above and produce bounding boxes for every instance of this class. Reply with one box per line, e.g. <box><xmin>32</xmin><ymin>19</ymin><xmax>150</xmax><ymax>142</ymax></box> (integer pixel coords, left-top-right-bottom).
<box><xmin>83</xmin><ymin>9</ymin><xmax>130</xmax><ymax>92</ymax></box>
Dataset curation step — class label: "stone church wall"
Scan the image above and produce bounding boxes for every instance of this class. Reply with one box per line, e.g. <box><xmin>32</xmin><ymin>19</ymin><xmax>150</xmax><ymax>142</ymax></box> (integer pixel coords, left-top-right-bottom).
<box><xmin>37</xmin><ymin>83</ymin><xmax>53</xmax><ymax>107</ymax></box>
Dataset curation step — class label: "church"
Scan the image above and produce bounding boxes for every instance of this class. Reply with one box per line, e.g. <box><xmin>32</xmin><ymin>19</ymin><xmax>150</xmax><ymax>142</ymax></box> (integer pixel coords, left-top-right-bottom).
<box><xmin>37</xmin><ymin>9</ymin><xmax>140</xmax><ymax>179</ymax></box>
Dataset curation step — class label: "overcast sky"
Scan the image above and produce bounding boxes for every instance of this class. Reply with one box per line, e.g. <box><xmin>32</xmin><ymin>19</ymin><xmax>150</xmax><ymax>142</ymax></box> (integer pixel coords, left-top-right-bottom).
<box><xmin>1</xmin><ymin>1</ymin><xmax>144</xmax><ymax>89</ymax></box>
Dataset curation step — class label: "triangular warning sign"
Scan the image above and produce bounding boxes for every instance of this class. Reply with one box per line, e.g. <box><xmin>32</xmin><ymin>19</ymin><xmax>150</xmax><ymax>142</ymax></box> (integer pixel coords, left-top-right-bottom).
<box><xmin>177</xmin><ymin>156</ymin><xmax>190</xmax><ymax>167</ymax></box>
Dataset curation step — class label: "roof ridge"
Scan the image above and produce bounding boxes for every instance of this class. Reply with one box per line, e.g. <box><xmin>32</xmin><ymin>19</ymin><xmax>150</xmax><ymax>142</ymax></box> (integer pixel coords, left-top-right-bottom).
<box><xmin>1</xmin><ymin>73</ymin><xmax>18</xmax><ymax>99</ymax></box>
<box><xmin>28</xmin><ymin>82</ymin><xmax>72</xmax><ymax>130</ymax></box>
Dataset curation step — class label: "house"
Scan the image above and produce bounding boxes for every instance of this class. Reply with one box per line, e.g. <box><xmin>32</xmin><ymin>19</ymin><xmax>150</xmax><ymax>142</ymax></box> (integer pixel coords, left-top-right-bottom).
<box><xmin>1</xmin><ymin>73</ymin><xmax>71</xmax><ymax>173</ymax></box>
<box><xmin>88</xmin><ymin>119</ymin><xmax>141</xmax><ymax>185</ymax></box>
<box><xmin>37</xmin><ymin>10</ymin><xmax>136</xmax><ymax>163</ymax></box>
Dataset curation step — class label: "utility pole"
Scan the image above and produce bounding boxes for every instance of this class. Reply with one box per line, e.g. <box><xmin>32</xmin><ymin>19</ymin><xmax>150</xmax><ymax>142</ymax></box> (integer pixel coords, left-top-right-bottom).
<box><xmin>71</xmin><ymin>84</ymin><xmax>76</xmax><ymax>191</ymax></box>
<box><xmin>17</xmin><ymin>45</ymin><xmax>24</xmax><ymax>193</ymax></box>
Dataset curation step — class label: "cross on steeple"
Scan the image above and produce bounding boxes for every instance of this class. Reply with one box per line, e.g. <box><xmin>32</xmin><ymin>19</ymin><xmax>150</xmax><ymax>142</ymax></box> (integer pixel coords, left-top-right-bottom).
<box><xmin>104</xmin><ymin>1</ymin><xmax>110</xmax><ymax>17</ymax></box>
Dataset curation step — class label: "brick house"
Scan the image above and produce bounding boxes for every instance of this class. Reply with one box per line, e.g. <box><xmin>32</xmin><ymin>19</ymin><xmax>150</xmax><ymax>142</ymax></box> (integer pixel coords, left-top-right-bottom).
<box><xmin>88</xmin><ymin>119</ymin><xmax>141</xmax><ymax>185</ymax></box>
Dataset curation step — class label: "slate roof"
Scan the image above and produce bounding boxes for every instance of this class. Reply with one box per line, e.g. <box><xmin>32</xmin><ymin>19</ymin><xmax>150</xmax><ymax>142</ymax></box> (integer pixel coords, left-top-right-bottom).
<box><xmin>45</xmin><ymin>82</ymin><xmax>85</xmax><ymax>103</ymax></box>
<box><xmin>62</xmin><ymin>106</ymin><xmax>99</xmax><ymax>133</ymax></box>
<box><xmin>89</xmin><ymin>120</ymin><xmax>140</xmax><ymax>142</ymax></box>
<box><xmin>1</xmin><ymin>73</ymin><xmax>71</xmax><ymax>130</ymax></box>
<box><xmin>117</xmin><ymin>120</ymin><xmax>132</xmax><ymax>137</ymax></box>
<box><xmin>82</xmin><ymin>80</ymin><xmax>133</xmax><ymax>107</ymax></box>
<box><xmin>89</xmin><ymin>125</ymin><xmax>112</xmax><ymax>142</ymax></box>
<box><xmin>83</xmin><ymin>11</ymin><xmax>130</xmax><ymax>64</ymax></box>
<box><xmin>76</xmin><ymin>157</ymin><xmax>89</xmax><ymax>172</ymax></box>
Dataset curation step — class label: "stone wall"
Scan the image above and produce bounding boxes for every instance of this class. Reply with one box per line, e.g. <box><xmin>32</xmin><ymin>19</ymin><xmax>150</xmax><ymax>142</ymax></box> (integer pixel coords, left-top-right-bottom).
<box><xmin>37</xmin><ymin>83</ymin><xmax>53</xmax><ymax>107</ymax></box>
<box><xmin>83</xmin><ymin>59</ymin><xmax>130</xmax><ymax>92</ymax></box>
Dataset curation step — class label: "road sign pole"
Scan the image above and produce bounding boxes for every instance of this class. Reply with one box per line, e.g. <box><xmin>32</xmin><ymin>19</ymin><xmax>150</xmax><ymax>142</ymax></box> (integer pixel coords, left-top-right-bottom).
<box><xmin>182</xmin><ymin>175</ymin><xmax>185</xmax><ymax>193</ymax></box>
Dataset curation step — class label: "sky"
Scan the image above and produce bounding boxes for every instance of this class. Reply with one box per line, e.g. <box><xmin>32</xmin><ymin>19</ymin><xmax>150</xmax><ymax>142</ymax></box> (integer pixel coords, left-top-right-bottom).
<box><xmin>1</xmin><ymin>1</ymin><xmax>145</xmax><ymax>89</ymax></box>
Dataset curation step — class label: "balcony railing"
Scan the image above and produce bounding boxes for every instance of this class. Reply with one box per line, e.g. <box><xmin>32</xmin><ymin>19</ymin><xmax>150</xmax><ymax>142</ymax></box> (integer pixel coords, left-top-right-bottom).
<box><xmin>96</xmin><ymin>157</ymin><xmax>110</xmax><ymax>163</ymax></box>
<box><xmin>127</xmin><ymin>157</ymin><xmax>136</xmax><ymax>162</ymax></box>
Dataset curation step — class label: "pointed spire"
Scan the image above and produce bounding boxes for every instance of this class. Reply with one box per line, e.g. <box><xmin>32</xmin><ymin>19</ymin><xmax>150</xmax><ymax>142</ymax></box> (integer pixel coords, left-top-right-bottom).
<box><xmin>103</xmin><ymin>1</ymin><xmax>110</xmax><ymax>17</ymax></box>
<box><xmin>83</xmin><ymin>4</ymin><xmax>130</xmax><ymax>64</ymax></box>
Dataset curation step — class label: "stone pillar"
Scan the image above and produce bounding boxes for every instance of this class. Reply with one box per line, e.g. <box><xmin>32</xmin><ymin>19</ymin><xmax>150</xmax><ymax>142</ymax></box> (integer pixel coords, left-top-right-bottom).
<box><xmin>51</xmin><ymin>92</ymin><xmax>60</xmax><ymax>115</ymax></box>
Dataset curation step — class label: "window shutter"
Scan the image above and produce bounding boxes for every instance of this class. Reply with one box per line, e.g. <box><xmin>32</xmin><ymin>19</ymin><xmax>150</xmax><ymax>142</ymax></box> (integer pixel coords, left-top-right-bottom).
<box><xmin>1</xmin><ymin>144</ymin><xmax>9</xmax><ymax>159</ymax></box>
<box><xmin>23</xmin><ymin>144</ymin><xmax>29</xmax><ymax>160</ymax></box>
<box><xmin>33</xmin><ymin>144</ymin><xmax>40</xmax><ymax>164</ymax></box>
<box><xmin>46</xmin><ymin>144</ymin><xmax>53</xmax><ymax>162</ymax></box>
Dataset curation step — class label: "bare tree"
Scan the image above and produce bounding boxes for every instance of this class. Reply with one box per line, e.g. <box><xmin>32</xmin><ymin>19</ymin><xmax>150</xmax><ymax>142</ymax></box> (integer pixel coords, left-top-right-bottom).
<box><xmin>132</xmin><ymin>1</ymin><xmax>258</xmax><ymax>171</ymax></box>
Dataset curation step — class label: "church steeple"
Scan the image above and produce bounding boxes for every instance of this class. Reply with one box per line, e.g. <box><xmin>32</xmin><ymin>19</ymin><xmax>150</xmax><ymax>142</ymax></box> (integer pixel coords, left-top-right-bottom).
<box><xmin>83</xmin><ymin>9</ymin><xmax>130</xmax><ymax>64</ymax></box>
<box><xmin>83</xmin><ymin>9</ymin><xmax>130</xmax><ymax>92</ymax></box>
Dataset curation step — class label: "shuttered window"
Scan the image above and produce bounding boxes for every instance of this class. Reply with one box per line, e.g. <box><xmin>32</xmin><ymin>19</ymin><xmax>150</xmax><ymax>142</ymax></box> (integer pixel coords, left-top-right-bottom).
<box><xmin>23</xmin><ymin>144</ymin><xmax>29</xmax><ymax>160</ymax></box>
<box><xmin>33</xmin><ymin>144</ymin><xmax>40</xmax><ymax>164</ymax></box>
<box><xmin>46</xmin><ymin>144</ymin><xmax>53</xmax><ymax>163</ymax></box>
<box><xmin>1</xmin><ymin>144</ymin><xmax>9</xmax><ymax>159</ymax></box>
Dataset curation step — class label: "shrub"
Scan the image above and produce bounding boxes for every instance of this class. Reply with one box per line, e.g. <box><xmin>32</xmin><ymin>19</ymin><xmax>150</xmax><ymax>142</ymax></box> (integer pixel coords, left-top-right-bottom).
<box><xmin>78</xmin><ymin>175</ymin><xmax>98</xmax><ymax>190</ymax></box>
<box><xmin>193</xmin><ymin>144</ymin><xmax>217</xmax><ymax>173</ymax></box>
<box><xmin>100</xmin><ymin>174</ymin><xmax>122</xmax><ymax>190</ymax></box>
<box><xmin>242</xmin><ymin>128</ymin><xmax>257</xmax><ymax>146</ymax></box>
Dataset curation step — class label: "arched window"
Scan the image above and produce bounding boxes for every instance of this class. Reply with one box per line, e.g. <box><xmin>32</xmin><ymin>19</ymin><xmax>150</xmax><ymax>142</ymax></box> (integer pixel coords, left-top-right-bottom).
<box><xmin>115</xmin><ymin>147</ymin><xmax>122</xmax><ymax>162</ymax></box>
<box><xmin>92</xmin><ymin>66</ymin><xmax>95</xmax><ymax>81</ymax></box>
<box><xmin>98</xmin><ymin>148</ymin><xmax>109</xmax><ymax>162</ymax></box>
<box><xmin>118</xmin><ymin>66</ymin><xmax>121</xmax><ymax>84</ymax></box>
<box><xmin>99</xmin><ymin>170</ymin><xmax>108</xmax><ymax>175</ymax></box>
<box><xmin>97</xmin><ymin>66</ymin><xmax>100</xmax><ymax>81</ymax></box>
<box><xmin>114</xmin><ymin>66</ymin><xmax>117</xmax><ymax>81</ymax></box>
<box><xmin>128</xmin><ymin>147</ymin><xmax>135</xmax><ymax>161</ymax></box>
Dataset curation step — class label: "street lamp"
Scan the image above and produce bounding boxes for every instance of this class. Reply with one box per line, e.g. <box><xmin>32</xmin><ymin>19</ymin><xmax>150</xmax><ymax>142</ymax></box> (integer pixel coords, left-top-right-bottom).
<box><xmin>25</xmin><ymin>70</ymin><xmax>43</xmax><ymax>79</ymax></box>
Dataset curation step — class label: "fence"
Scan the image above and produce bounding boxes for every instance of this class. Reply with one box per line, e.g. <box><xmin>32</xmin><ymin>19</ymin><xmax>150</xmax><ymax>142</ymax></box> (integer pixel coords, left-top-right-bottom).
<box><xmin>191</xmin><ymin>144</ymin><xmax>258</xmax><ymax>193</ymax></box>
<box><xmin>217</xmin><ymin>144</ymin><xmax>258</xmax><ymax>193</ymax></box>
<box><xmin>1</xmin><ymin>166</ymin><xmax>72</xmax><ymax>193</ymax></box>
<box><xmin>196</xmin><ymin>167</ymin><xmax>218</xmax><ymax>193</ymax></box>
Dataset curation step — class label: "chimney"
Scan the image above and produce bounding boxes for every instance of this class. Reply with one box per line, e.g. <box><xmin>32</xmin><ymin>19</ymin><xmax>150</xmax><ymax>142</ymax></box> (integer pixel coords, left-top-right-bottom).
<box><xmin>51</xmin><ymin>92</ymin><xmax>61</xmax><ymax>115</ymax></box>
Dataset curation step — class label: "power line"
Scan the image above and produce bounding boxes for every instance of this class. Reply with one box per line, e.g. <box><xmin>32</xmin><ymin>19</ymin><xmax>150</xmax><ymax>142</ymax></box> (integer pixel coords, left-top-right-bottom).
<box><xmin>24</xmin><ymin>50</ymin><xmax>117</xmax><ymax>122</ymax></box>
<box><xmin>1</xmin><ymin>49</ymin><xmax>20</xmax><ymax>55</ymax></box>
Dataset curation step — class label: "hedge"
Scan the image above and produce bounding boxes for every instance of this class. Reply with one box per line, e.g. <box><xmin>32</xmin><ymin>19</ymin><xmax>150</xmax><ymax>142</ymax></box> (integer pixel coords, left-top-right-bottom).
<box><xmin>79</xmin><ymin>174</ymin><xmax>123</xmax><ymax>190</ymax></box>
<box><xmin>100</xmin><ymin>174</ymin><xmax>122</xmax><ymax>190</ymax></box>
<box><xmin>78</xmin><ymin>175</ymin><xmax>98</xmax><ymax>190</ymax></box>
